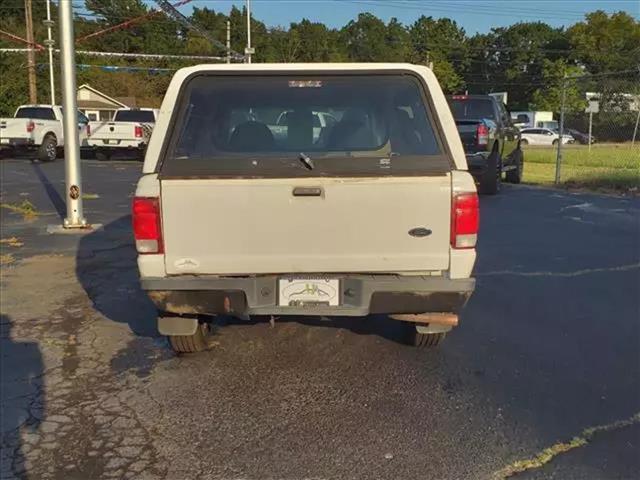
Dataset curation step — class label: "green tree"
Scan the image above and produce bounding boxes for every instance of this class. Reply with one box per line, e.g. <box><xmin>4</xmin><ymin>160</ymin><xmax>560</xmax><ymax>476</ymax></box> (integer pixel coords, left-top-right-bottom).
<box><xmin>267</xmin><ymin>27</ymin><xmax>301</xmax><ymax>62</ymax></box>
<box><xmin>568</xmin><ymin>11</ymin><xmax>640</xmax><ymax>73</ymax></box>
<box><xmin>465</xmin><ymin>22</ymin><xmax>568</xmax><ymax>108</ymax></box>
<box><xmin>341</xmin><ymin>13</ymin><xmax>409</xmax><ymax>62</ymax></box>
<box><xmin>409</xmin><ymin>16</ymin><xmax>467</xmax><ymax>92</ymax></box>
<box><xmin>288</xmin><ymin>20</ymin><xmax>344</xmax><ymax>62</ymax></box>
<box><xmin>82</xmin><ymin>0</ymin><xmax>183</xmax><ymax>55</ymax></box>
<box><xmin>531</xmin><ymin>59</ymin><xmax>586</xmax><ymax>113</ymax></box>
<box><xmin>184</xmin><ymin>7</ymin><xmax>230</xmax><ymax>56</ymax></box>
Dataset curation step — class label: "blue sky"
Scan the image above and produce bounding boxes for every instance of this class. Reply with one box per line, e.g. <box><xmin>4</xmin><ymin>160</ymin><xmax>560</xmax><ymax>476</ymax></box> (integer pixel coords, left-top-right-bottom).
<box><xmin>176</xmin><ymin>0</ymin><xmax>640</xmax><ymax>33</ymax></box>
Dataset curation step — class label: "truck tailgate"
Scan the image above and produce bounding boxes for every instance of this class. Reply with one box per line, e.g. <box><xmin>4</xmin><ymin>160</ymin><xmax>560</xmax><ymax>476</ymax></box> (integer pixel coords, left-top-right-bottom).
<box><xmin>0</xmin><ymin>118</ymin><xmax>30</xmax><ymax>141</ymax></box>
<box><xmin>89</xmin><ymin>122</ymin><xmax>144</xmax><ymax>142</ymax></box>
<box><xmin>160</xmin><ymin>176</ymin><xmax>451</xmax><ymax>275</ymax></box>
<box><xmin>455</xmin><ymin>120</ymin><xmax>480</xmax><ymax>151</ymax></box>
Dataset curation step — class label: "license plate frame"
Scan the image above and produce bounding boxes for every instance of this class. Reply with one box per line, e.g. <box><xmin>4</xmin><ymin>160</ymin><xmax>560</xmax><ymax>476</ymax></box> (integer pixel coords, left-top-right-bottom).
<box><xmin>278</xmin><ymin>278</ymin><xmax>341</xmax><ymax>307</ymax></box>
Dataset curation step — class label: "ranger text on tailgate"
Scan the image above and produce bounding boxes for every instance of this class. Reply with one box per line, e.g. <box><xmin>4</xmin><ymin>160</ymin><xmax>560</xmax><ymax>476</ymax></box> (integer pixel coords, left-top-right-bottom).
<box><xmin>134</xmin><ymin>63</ymin><xmax>478</xmax><ymax>353</ymax></box>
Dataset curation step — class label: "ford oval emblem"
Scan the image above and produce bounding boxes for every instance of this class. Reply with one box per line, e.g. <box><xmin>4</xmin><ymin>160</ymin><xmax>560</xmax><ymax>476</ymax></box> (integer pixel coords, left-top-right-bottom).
<box><xmin>409</xmin><ymin>227</ymin><xmax>432</xmax><ymax>238</ymax></box>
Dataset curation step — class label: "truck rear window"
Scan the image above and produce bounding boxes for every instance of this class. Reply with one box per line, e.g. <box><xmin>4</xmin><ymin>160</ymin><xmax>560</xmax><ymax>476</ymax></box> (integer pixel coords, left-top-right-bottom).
<box><xmin>160</xmin><ymin>74</ymin><xmax>449</xmax><ymax>177</ymax></box>
<box><xmin>114</xmin><ymin>110</ymin><xmax>155</xmax><ymax>123</ymax></box>
<box><xmin>448</xmin><ymin>98</ymin><xmax>495</xmax><ymax>121</ymax></box>
<box><xmin>15</xmin><ymin>107</ymin><xmax>55</xmax><ymax>120</ymax></box>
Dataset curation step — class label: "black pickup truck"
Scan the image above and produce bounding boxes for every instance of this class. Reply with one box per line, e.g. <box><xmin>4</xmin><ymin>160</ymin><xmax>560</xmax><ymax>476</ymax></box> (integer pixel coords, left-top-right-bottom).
<box><xmin>447</xmin><ymin>95</ymin><xmax>524</xmax><ymax>194</ymax></box>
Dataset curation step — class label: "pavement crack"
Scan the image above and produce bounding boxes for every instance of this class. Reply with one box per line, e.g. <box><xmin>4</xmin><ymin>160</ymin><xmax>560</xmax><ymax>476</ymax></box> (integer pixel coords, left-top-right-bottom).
<box><xmin>493</xmin><ymin>412</ymin><xmax>640</xmax><ymax>479</ymax></box>
<box><xmin>477</xmin><ymin>262</ymin><xmax>640</xmax><ymax>278</ymax></box>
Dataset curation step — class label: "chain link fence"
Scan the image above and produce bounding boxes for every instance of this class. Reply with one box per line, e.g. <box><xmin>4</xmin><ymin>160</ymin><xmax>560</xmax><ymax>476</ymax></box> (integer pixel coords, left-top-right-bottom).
<box><xmin>556</xmin><ymin>70</ymin><xmax>640</xmax><ymax>191</ymax></box>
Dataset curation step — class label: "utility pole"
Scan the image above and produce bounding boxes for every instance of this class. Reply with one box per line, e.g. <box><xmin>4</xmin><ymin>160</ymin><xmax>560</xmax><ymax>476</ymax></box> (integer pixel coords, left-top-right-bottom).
<box><xmin>245</xmin><ymin>0</ymin><xmax>254</xmax><ymax>63</ymax></box>
<box><xmin>24</xmin><ymin>0</ymin><xmax>37</xmax><ymax>103</ymax></box>
<box><xmin>555</xmin><ymin>76</ymin><xmax>566</xmax><ymax>184</ymax></box>
<box><xmin>226</xmin><ymin>20</ymin><xmax>231</xmax><ymax>64</ymax></box>
<box><xmin>59</xmin><ymin>0</ymin><xmax>86</xmax><ymax>228</ymax></box>
<box><xmin>44</xmin><ymin>0</ymin><xmax>55</xmax><ymax>105</ymax></box>
<box><xmin>588</xmin><ymin>110</ymin><xmax>593</xmax><ymax>153</ymax></box>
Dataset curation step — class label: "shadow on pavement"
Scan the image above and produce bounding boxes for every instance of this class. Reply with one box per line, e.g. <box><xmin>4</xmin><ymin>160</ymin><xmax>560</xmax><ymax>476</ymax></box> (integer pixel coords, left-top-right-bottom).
<box><xmin>216</xmin><ymin>312</ymin><xmax>410</xmax><ymax>345</ymax></box>
<box><xmin>0</xmin><ymin>314</ymin><xmax>45</xmax><ymax>480</ymax></box>
<box><xmin>75</xmin><ymin>215</ymin><xmax>158</xmax><ymax>338</ymax></box>
<box><xmin>30</xmin><ymin>161</ymin><xmax>66</xmax><ymax>220</ymax></box>
<box><xmin>76</xmin><ymin>216</ymin><xmax>411</xmax><ymax>346</ymax></box>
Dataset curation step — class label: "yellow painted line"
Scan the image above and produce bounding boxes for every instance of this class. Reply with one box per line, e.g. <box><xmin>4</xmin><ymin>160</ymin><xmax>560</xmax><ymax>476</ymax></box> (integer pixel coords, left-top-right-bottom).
<box><xmin>0</xmin><ymin>237</ymin><xmax>24</xmax><ymax>247</ymax></box>
<box><xmin>494</xmin><ymin>412</ymin><xmax>640</xmax><ymax>479</ymax></box>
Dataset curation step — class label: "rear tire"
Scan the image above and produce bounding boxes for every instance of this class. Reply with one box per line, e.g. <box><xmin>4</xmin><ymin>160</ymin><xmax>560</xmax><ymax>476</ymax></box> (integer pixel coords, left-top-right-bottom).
<box><xmin>552</xmin><ymin>139</ymin><xmax>559</xmax><ymax>146</ymax></box>
<box><xmin>38</xmin><ymin>135</ymin><xmax>57</xmax><ymax>162</ymax></box>
<box><xmin>96</xmin><ymin>149</ymin><xmax>111</xmax><ymax>161</ymax></box>
<box><xmin>479</xmin><ymin>152</ymin><xmax>500</xmax><ymax>195</ymax></box>
<box><xmin>404</xmin><ymin>324</ymin><xmax>446</xmax><ymax>348</ymax></box>
<box><xmin>168</xmin><ymin>323</ymin><xmax>212</xmax><ymax>354</ymax></box>
<box><xmin>505</xmin><ymin>149</ymin><xmax>524</xmax><ymax>184</ymax></box>
<box><xmin>520</xmin><ymin>139</ymin><xmax>528</xmax><ymax>146</ymax></box>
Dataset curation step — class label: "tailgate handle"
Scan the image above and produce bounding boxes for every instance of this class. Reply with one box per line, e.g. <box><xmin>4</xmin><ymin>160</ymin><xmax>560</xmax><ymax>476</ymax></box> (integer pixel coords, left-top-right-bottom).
<box><xmin>292</xmin><ymin>187</ymin><xmax>323</xmax><ymax>197</ymax></box>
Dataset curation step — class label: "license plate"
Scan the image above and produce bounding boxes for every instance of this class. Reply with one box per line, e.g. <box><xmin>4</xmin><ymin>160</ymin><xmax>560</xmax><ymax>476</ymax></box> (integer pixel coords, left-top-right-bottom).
<box><xmin>106</xmin><ymin>139</ymin><xmax>118</xmax><ymax>145</ymax></box>
<box><xmin>278</xmin><ymin>278</ymin><xmax>340</xmax><ymax>307</ymax></box>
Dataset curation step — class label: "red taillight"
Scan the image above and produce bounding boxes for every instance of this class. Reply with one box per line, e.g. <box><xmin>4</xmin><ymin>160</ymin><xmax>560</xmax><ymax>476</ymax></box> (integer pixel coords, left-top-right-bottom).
<box><xmin>451</xmin><ymin>193</ymin><xmax>479</xmax><ymax>249</ymax></box>
<box><xmin>476</xmin><ymin>124</ymin><xmax>489</xmax><ymax>147</ymax></box>
<box><xmin>452</xmin><ymin>95</ymin><xmax>468</xmax><ymax>100</ymax></box>
<box><xmin>86</xmin><ymin>124</ymin><xmax>91</xmax><ymax>136</ymax></box>
<box><xmin>132</xmin><ymin>197</ymin><xmax>163</xmax><ymax>254</ymax></box>
<box><xmin>135</xmin><ymin>125</ymin><xmax>143</xmax><ymax>138</ymax></box>
<box><xmin>26</xmin><ymin>121</ymin><xmax>35</xmax><ymax>133</ymax></box>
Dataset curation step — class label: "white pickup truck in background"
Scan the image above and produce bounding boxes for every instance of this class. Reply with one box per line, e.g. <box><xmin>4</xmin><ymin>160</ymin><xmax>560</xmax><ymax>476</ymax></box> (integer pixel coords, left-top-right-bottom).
<box><xmin>88</xmin><ymin>108</ymin><xmax>158</xmax><ymax>161</ymax></box>
<box><xmin>0</xmin><ymin>105</ymin><xmax>90</xmax><ymax>162</ymax></box>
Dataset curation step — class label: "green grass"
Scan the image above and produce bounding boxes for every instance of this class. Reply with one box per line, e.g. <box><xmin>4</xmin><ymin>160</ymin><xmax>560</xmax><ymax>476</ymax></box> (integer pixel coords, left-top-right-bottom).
<box><xmin>0</xmin><ymin>200</ymin><xmax>38</xmax><ymax>219</ymax></box>
<box><xmin>521</xmin><ymin>144</ymin><xmax>639</xmax><ymax>193</ymax></box>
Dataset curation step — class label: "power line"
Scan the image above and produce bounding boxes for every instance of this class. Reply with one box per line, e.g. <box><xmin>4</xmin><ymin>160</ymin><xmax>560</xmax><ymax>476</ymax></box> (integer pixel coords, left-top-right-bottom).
<box><xmin>341</xmin><ymin>0</ymin><xmax>599</xmax><ymax>17</ymax></box>
<box><xmin>76</xmin><ymin>0</ymin><xmax>195</xmax><ymax>43</ymax></box>
<box><xmin>1</xmin><ymin>47</ymin><xmax>233</xmax><ymax>62</ymax></box>
<box><xmin>341</xmin><ymin>1</ymin><xmax>587</xmax><ymax>22</ymax></box>
<box><xmin>0</xmin><ymin>28</ymin><xmax>44</xmax><ymax>50</ymax></box>
<box><xmin>152</xmin><ymin>0</ymin><xmax>244</xmax><ymax>59</ymax></box>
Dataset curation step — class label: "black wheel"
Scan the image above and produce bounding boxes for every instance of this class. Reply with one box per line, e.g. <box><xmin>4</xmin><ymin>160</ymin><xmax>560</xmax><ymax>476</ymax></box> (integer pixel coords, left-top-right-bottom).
<box><xmin>479</xmin><ymin>152</ymin><xmax>500</xmax><ymax>195</ymax></box>
<box><xmin>520</xmin><ymin>139</ymin><xmax>528</xmax><ymax>146</ymax></box>
<box><xmin>95</xmin><ymin>149</ymin><xmax>111</xmax><ymax>161</ymax></box>
<box><xmin>552</xmin><ymin>139</ymin><xmax>559</xmax><ymax>146</ymax></box>
<box><xmin>404</xmin><ymin>324</ymin><xmax>446</xmax><ymax>348</ymax></box>
<box><xmin>505</xmin><ymin>149</ymin><xmax>524</xmax><ymax>184</ymax></box>
<box><xmin>38</xmin><ymin>135</ymin><xmax>57</xmax><ymax>162</ymax></box>
<box><xmin>168</xmin><ymin>322</ymin><xmax>212</xmax><ymax>353</ymax></box>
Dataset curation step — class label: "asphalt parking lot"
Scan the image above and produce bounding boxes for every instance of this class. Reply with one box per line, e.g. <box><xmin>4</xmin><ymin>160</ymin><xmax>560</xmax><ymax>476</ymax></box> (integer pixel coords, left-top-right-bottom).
<box><xmin>1</xmin><ymin>157</ymin><xmax>639</xmax><ymax>480</ymax></box>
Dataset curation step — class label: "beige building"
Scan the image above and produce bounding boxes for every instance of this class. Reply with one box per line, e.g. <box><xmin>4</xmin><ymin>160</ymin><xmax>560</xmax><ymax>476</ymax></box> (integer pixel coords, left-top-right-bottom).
<box><xmin>76</xmin><ymin>84</ymin><xmax>137</xmax><ymax>121</ymax></box>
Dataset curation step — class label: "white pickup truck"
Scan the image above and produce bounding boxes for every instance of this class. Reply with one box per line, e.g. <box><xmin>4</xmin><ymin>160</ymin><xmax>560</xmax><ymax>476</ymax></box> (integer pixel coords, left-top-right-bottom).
<box><xmin>0</xmin><ymin>105</ymin><xmax>90</xmax><ymax>162</ymax></box>
<box><xmin>133</xmin><ymin>63</ymin><xmax>478</xmax><ymax>353</ymax></box>
<box><xmin>88</xmin><ymin>108</ymin><xmax>158</xmax><ymax>161</ymax></box>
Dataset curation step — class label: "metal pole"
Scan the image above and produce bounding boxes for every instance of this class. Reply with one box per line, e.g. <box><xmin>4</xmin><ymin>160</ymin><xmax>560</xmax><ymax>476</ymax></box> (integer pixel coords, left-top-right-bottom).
<box><xmin>555</xmin><ymin>76</ymin><xmax>566</xmax><ymax>184</ymax></box>
<box><xmin>24</xmin><ymin>0</ymin><xmax>37</xmax><ymax>103</ymax></box>
<box><xmin>226</xmin><ymin>20</ymin><xmax>231</xmax><ymax>64</ymax></box>
<box><xmin>59</xmin><ymin>0</ymin><xmax>86</xmax><ymax>228</ymax></box>
<box><xmin>632</xmin><ymin>109</ymin><xmax>640</xmax><ymax>147</ymax></box>
<box><xmin>45</xmin><ymin>0</ymin><xmax>55</xmax><ymax>105</ymax></box>
<box><xmin>589</xmin><ymin>112</ymin><xmax>593</xmax><ymax>153</ymax></box>
<box><xmin>245</xmin><ymin>0</ymin><xmax>252</xmax><ymax>63</ymax></box>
